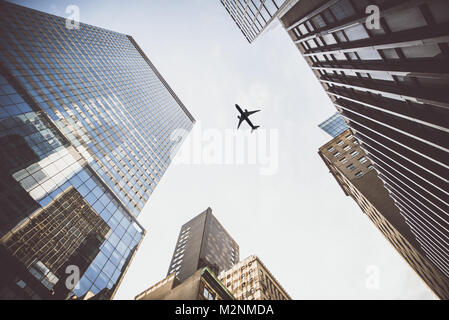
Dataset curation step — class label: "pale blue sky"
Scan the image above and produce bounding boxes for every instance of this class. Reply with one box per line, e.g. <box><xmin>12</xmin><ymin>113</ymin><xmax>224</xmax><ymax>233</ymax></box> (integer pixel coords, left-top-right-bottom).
<box><xmin>11</xmin><ymin>0</ymin><xmax>435</xmax><ymax>300</ymax></box>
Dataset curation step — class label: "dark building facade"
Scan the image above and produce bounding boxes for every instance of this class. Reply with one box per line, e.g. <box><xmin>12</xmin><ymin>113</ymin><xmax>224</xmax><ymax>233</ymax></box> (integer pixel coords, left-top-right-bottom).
<box><xmin>318</xmin><ymin>112</ymin><xmax>349</xmax><ymax>137</ymax></box>
<box><xmin>0</xmin><ymin>2</ymin><xmax>194</xmax><ymax>299</ymax></box>
<box><xmin>319</xmin><ymin>129</ymin><xmax>449</xmax><ymax>299</ymax></box>
<box><xmin>279</xmin><ymin>0</ymin><xmax>449</xmax><ymax>282</ymax></box>
<box><xmin>167</xmin><ymin>208</ymin><xmax>239</xmax><ymax>282</ymax></box>
<box><xmin>135</xmin><ymin>267</ymin><xmax>234</xmax><ymax>301</ymax></box>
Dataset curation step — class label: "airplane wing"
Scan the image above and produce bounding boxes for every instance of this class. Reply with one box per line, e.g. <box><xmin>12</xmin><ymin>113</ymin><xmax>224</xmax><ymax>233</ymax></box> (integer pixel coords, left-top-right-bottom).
<box><xmin>237</xmin><ymin>117</ymin><xmax>245</xmax><ymax>129</ymax></box>
<box><xmin>244</xmin><ymin>110</ymin><xmax>260</xmax><ymax>117</ymax></box>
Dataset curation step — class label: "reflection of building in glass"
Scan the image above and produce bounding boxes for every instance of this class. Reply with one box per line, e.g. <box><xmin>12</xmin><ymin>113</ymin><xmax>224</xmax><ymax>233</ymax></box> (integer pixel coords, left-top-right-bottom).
<box><xmin>135</xmin><ymin>268</ymin><xmax>234</xmax><ymax>301</ymax></box>
<box><xmin>1</xmin><ymin>187</ymin><xmax>110</xmax><ymax>299</ymax></box>
<box><xmin>279</xmin><ymin>0</ymin><xmax>449</xmax><ymax>284</ymax></box>
<box><xmin>0</xmin><ymin>2</ymin><xmax>194</xmax><ymax>299</ymax></box>
<box><xmin>221</xmin><ymin>0</ymin><xmax>296</xmax><ymax>43</ymax></box>
<box><xmin>167</xmin><ymin>208</ymin><xmax>239</xmax><ymax>282</ymax></box>
<box><xmin>319</xmin><ymin>129</ymin><xmax>449</xmax><ymax>299</ymax></box>
<box><xmin>318</xmin><ymin>112</ymin><xmax>348</xmax><ymax>138</ymax></box>
<box><xmin>219</xmin><ymin>255</ymin><xmax>291</xmax><ymax>300</ymax></box>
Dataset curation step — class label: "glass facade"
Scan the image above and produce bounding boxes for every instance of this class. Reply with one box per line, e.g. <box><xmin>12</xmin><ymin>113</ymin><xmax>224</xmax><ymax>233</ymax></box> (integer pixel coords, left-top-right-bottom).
<box><xmin>281</xmin><ymin>0</ymin><xmax>449</xmax><ymax>291</ymax></box>
<box><xmin>221</xmin><ymin>0</ymin><xmax>292</xmax><ymax>43</ymax></box>
<box><xmin>0</xmin><ymin>2</ymin><xmax>194</xmax><ymax>300</ymax></box>
<box><xmin>318</xmin><ymin>112</ymin><xmax>348</xmax><ymax>138</ymax></box>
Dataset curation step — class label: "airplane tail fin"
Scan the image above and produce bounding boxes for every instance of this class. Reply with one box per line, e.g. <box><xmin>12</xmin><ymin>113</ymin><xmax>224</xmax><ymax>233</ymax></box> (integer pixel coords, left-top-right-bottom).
<box><xmin>251</xmin><ymin>126</ymin><xmax>260</xmax><ymax>133</ymax></box>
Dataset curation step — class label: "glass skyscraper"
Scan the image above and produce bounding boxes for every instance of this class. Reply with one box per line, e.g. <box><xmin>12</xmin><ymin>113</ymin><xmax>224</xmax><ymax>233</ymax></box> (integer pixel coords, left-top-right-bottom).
<box><xmin>318</xmin><ymin>112</ymin><xmax>349</xmax><ymax>138</ymax></box>
<box><xmin>221</xmin><ymin>0</ymin><xmax>296</xmax><ymax>43</ymax></box>
<box><xmin>0</xmin><ymin>2</ymin><xmax>194</xmax><ymax>300</ymax></box>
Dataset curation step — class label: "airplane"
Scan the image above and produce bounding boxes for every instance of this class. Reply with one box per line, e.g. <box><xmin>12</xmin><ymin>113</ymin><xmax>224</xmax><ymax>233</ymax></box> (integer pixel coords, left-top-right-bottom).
<box><xmin>236</xmin><ymin>104</ymin><xmax>260</xmax><ymax>132</ymax></box>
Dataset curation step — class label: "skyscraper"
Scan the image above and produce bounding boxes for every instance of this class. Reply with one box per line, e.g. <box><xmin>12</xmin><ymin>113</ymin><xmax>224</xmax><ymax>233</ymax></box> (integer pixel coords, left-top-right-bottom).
<box><xmin>221</xmin><ymin>0</ymin><xmax>297</xmax><ymax>43</ymax></box>
<box><xmin>0</xmin><ymin>2</ymin><xmax>194</xmax><ymax>300</ymax></box>
<box><xmin>318</xmin><ymin>112</ymin><xmax>349</xmax><ymax>137</ymax></box>
<box><xmin>167</xmin><ymin>207</ymin><xmax>239</xmax><ymax>282</ymax></box>
<box><xmin>219</xmin><ymin>255</ymin><xmax>291</xmax><ymax>300</ymax></box>
<box><xmin>279</xmin><ymin>0</ymin><xmax>449</xmax><ymax>282</ymax></box>
<box><xmin>319</xmin><ymin>129</ymin><xmax>449</xmax><ymax>299</ymax></box>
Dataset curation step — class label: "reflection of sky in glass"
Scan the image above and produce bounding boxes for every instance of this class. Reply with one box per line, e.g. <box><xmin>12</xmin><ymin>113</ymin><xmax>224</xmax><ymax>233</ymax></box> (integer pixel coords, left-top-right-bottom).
<box><xmin>0</xmin><ymin>1</ymin><xmax>194</xmax><ymax>299</ymax></box>
<box><xmin>221</xmin><ymin>0</ymin><xmax>289</xmax><ymax>42</ymax></box>
<box><xmin>318</xmin><ymin>112</ymin><xmax>349</xmax><ymax>138</ymax></box>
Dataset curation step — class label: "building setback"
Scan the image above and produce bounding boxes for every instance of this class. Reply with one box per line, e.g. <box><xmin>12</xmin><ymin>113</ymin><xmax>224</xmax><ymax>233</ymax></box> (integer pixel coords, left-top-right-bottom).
<box><xmin>219</xmin><ymin>255</ymin><xmax>291</xmax><ymax>300</ymax></box>
<box><xmin>319</xmin><ymin>129</ymin><xmax>449</xmax><ymax>299</ymax></box>
<box><xmin>135</xmin><ymin>267</ymin><xmax>234</xmax><ymax>301</ymax></box>
<box><xmin>167</xmin><ymin>208</ymin><xmax>239</xmax><ymax>282</ymax></box>
<box><xmin>279</xmin><ymin>0</ymin><xmax>449</xmax><ymax>282</ymax></box>
<box><xmin>0</xmin><ymin>2</ymin><xmax>194</xmax><ymax>300</ymax></box>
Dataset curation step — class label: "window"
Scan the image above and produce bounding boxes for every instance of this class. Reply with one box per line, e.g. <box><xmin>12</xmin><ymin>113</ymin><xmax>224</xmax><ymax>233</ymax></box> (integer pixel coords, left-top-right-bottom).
<box><xmin>322</xmin><ymin>33</ymin><xmax>337</xmax><ymax>45</ymax></box>
<box><xmin>307</xmin><ymin>39</ymin><xmax>318</xmax><ymax>49</ymax></box>
<box><xmin>382</xmin><ymin>49</ymin><xmax>400</xmax><ymax>60</ymax></box>
<box><xmin>359</xmin><ymin>157</ymin><xmax>368</xmax><ymax>164</ymax></box>
<box><xmin>343</xmin><ymin>145</ymin><xmax>351</xmax><ymax>151</ymax></box>
<box><xmin>384</xmin><ymin>8</ymin><xmax>427</xmax><ymax>32</ymax></box>
<box><xmin>328</xmin><ymin>146</ymin><xmax>335</xmax><ymax>152</ymax></box>
<box><xmin>337</xmin><ymin>140</ymin><xmax>344</xmax><ymax>146</ymax></box>
<box><xmin>402</xmin><ymin>44</ymin><xmax>442</xmax><ymax>59</ymax></box>
<box><xmin>334</xmin><ymin>151</ymin><xmax>341</xmax><ymax>158</ymax></box>
<box><xmin>347</xmin><ymin>164</ymin><xmax>356</xmax><ymax>171</ymax></box>
<box><xmin>344</xmin><ymin>24</ymin><xmax>369</xmax><ymax>41</ymax></box>
<box><xmin>312</xmin><ymin>14</ymin><xmax>326</xmax><ymax>29</ymax></box>
<box><xmin>341</xmin><ymin>157</ymin><xmax>348</xmax><ymax>164</ymax></box>
<box><xmin>203</xmin><ymin>287</ymin><xmax>215</xmax><ymax>300</ymax></box>
<box><xmin>16</xmin><ymin>280</ymin><xmax>27</xmax><ymax>289</ymax></box>
<box><xmin>334</xmin><ymin>30</ymin><xmax>347</xmax><ymax>42</ymax></box>
<box><xmin>355</xmin><ymin>171</ymin><xmax>364</xmax><ymax>178</ymax></box>
<box><xmin>350</xmin><ymin>150</ymin><xmax>359</xmax><ymax>157</ymax></box>
<box><xmin>330</xmin><ymin>0</ymin><xmax>355</xmax><ymax>21</ymax></box>
<box><xmin>356</xmin><ymin>48</ymin><xmax>381</xmax><ymax>61</ymax></box>
<box><xmin>298</xmin><ymin>24</ymin><xmax>308</xmax><ymax>35</ymax></box>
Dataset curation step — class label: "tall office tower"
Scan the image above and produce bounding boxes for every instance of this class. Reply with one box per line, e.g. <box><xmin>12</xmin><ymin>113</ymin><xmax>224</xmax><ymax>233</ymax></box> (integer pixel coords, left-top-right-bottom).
<box><xmin>278</xmin><ymin>0</ymin><xmax>449</xmax><ymax>282</ymax></box>
<box><xmin>167</xmin><ymin>208</ymin><xmax>239</xmax><ymax>282</ymax></box>
<box><xmin>0</xmin><ymin>2</ymin><xmax>194</xmax><ymax>300</ymax></box>
<box><xmin>135</xmin><ymin>267</ymin><xmax>234</xmax><ymax>301</ymax></box>
<box><xmin>319</xmin><ymin>129</ymin><xmax>449</xmax><ymax>299</ymax></box>
<box><xmin>218</xmin><ymin>255</ymin><xmax>291</xmax><ymax>300</ymax></box>
<box><xmin>220</xmin><ymin>0</ymin><xmax>297</xmax><ymax>43</ymax></box>
<box><xmin>318</xmin><ymin>112</ymin><xmax>349</xmax><ymax>137</ymax></box>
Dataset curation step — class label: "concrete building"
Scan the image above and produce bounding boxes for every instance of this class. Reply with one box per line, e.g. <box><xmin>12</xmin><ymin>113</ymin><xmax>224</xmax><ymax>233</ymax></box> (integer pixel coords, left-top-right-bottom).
<box><xmin>223</xmin><ymin>0</ymin><xmax>449</xmax><ymax>287</ymax></box>
<box><xmin>280</xmin><ymin>0</ymin><xmax>449</xmax><ymax>281</ymax></box>
<box><xmin>135</xmin><ymin>267</ymin><xmax>234</xmax><ymax>301</ymax></box>
<box><xmin>319</xmin><ymin>129</ymin><xmax>449</xmax><ymax>299</ymax></box>
<box><xmin>218</xmin><ymin>255</ymin><xmax>291</xmax><ymax>300</ymax></box>
<box><xmin>167</xmin><ymin>208</ymin><xmax>239</xmax><ymax>282</ymax></box>
<box><xmin>0</xmin><ymin>2</ymin><xmax>194</xmax><ymax>299</ymax></box>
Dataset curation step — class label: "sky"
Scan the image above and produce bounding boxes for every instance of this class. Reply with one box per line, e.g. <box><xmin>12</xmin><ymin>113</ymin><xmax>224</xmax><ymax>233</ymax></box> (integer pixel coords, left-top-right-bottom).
<box><xmin>12</xmin><ymin>0</ymin><xmax>436</xmax><ymax>300</ymax></box>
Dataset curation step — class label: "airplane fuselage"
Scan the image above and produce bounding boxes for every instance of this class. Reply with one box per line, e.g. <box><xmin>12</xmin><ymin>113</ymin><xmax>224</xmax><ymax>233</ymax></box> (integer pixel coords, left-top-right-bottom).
<box><xmin>236</xmin><ymin>105</ymin><xmax>257</xmax><ymax>130</ymax></box>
